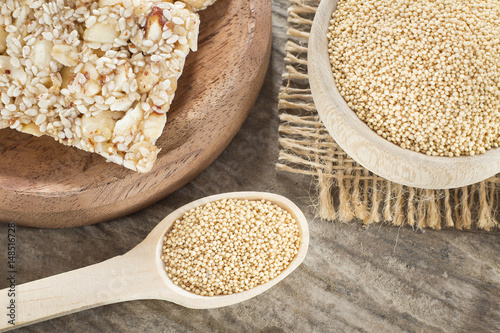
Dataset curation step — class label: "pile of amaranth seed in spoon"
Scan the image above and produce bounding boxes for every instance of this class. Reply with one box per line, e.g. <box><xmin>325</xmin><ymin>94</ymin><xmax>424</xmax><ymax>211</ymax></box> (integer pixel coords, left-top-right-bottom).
<box><xmin>161</xmin><ymin>198</ymin><xmax>300</xmax><ymax>296</ymax></box>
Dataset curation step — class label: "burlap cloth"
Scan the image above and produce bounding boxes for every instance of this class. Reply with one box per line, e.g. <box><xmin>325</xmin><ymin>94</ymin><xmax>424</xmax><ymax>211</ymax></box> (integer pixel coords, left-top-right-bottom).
<box><xmin>277</xmin><ymin>0</ymin><xmax>499</xmax><ymax>230</ymax></box>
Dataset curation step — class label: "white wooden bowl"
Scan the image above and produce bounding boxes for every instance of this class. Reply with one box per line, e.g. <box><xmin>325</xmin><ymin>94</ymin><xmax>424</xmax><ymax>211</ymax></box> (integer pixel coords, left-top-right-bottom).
<box><xmin>308</xmin><ymin>0</ymin><xmax>500</xmax><ymax>189</ymax></box>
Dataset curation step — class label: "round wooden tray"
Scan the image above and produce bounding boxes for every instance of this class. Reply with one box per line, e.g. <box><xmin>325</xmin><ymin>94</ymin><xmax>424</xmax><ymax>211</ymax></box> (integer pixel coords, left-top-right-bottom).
<box><xmin>0</xmin><ymin>0</ymin><xmax>271</xmax><ymax>228</ymax></box>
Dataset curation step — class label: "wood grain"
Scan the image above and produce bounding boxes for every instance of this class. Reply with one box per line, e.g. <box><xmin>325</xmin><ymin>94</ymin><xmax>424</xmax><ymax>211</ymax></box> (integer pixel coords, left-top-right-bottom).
<box><xmin>0</xmin><ymin>1</ymin><xmax>498</xmax><ymax>331</ymax></box>
<box><xmin>309</xmin><ymin>0</ymin><xmax>500</xmax><ymax>190</ymax></box>
<box><xmin>0</xmin><ymin>0</ymin><xmax>271</xmax><ymax>228</ymax></box>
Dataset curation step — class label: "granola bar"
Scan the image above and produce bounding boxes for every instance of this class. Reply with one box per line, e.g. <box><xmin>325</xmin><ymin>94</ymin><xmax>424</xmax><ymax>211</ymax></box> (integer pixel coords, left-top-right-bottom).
<box><xmin>0</xmin><ymin>0</ymin><xmax>203</xmax><ymax>172</ymax></box>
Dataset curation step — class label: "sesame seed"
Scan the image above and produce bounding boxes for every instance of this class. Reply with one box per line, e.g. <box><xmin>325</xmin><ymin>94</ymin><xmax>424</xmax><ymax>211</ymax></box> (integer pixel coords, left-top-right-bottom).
<box><xmin>86</xmin><ymin>16</ymin><xmax>97</xmax><ymax>27</ymax></box>
<box><xmin>166</xmin><ymin>35</ymin><xmax>179</xmax><ymax>44</ymax></box>
<box><xmin>41</xmin><ymin>31</ymin><xmax>53</xmax><ymax>40</ymax></box>
<box><xmin>35</xmin><ymin>113</ymin><xmax>47</xmax><ymax>125</ymax></box>
<box><xmin>25</xmin><ymin>108</ymin><xmax>38</xmax><ymax>117</ymax></box>
<box><xmin>142</xmin><ymin>40</ymin><xmax>154</xmax><ymax>48</ymax></box>
<box><xmin>172</xmin><ymin>17</ymin><xmax>184</xmax><ymax>25</ymax></box>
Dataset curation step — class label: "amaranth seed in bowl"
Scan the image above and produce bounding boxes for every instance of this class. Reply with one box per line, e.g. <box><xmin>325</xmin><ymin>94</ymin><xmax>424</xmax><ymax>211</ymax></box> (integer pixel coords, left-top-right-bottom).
<box><xmin>327</xmin><ymin>0</ymin><xmax>500</xmax><ymax>157</ymax></box>
<box><xmin>161</xmin><ymin>198</ymin><xmax>300</xmax><ymax>296</ymax></box>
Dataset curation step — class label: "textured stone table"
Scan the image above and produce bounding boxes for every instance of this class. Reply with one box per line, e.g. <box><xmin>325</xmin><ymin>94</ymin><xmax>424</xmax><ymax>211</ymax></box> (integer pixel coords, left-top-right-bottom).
<box><xmin>1</xmin><ymin>0</ymin><xmax>500</xmax><ymax>332</ymax></box>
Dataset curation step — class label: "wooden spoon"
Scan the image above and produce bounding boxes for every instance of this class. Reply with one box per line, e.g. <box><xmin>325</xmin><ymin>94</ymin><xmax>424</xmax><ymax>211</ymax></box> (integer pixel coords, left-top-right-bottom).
<box><xmin>0</xmin><ymin>192</ymin><xmax>309</xmax><ymax>331</ymax></box>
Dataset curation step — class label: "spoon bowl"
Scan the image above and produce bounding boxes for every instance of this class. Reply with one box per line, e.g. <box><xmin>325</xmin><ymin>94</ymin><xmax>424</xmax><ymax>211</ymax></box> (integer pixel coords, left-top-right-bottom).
<box><xmin>152</xmin><ymin>192</ymin><xmax>309</xmax><ymax>309</ymax></box>
<box><xmin>0</xmin><ymin>192</ymin><xmax>309</xmax><ymax>331</ymax></box>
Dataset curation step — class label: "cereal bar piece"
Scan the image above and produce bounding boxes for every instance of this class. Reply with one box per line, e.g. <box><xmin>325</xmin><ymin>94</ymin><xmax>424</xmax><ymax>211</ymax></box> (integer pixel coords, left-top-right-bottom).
<box><xmin>0</xmin><ymin>0</ymin><xmax>202</xmax><ymax>173</ymax></box>
<box><xmin>183</xmin><ymin>0</ymin><xmax>217</xmax><ymax>11</ymax></box>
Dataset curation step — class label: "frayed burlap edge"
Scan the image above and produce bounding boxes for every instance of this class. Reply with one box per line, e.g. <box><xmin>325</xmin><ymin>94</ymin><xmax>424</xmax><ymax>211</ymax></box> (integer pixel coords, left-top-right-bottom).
<box><xmin>277</xmin><ymin>0</ymin><xmax>499</xmax><ymax>230</ymax></box>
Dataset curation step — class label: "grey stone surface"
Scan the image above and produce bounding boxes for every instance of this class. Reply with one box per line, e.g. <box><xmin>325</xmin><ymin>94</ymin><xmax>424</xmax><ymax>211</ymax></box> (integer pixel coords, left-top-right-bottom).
<box><xmin>1</xmin><ymin>1</ymin><xmax>500</xmax><ymax>332</ymax></box>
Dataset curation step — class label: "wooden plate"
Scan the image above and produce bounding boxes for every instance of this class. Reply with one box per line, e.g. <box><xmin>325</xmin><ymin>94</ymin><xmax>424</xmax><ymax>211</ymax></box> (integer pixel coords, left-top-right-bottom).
<box><xmin>0</xmin><ymin>0</ymin><xmax>271</xmax><ymax>228</ymax></box>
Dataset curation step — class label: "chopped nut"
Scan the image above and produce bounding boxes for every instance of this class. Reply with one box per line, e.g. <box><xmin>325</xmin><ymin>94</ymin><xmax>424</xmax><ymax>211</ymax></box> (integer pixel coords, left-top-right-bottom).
<box><xmin>0</xmin><ymin>56</ymin><xmax>27</xmax><ymax>85</ymax></box>
<box><xmin>183</xmin><ymin>0</ymin><xmax>217</xmax><ymax>12</ymax></box>
<box><xmin>51</xmin><ymin>44</ymin><xmax>79</xmax><ymax>67</ymax></box>
<box><xmin>136</xmin><ymin>66</ymin><xmax>160</xmax><ymax>93</ymax></box>
<box><xmin>133</xmin><ymin>3</ymin><xmax>153</xmax><ymax>17</ymax></box>
<box><xmin>113</xmin><ymin>103</ymin><xmax>144</xmax><ymax>139</ymax></box>
<box><xmin>0</xmin><ymin>26</ymin><xmax>7</xmax><ymax>54</ymax></box>
<box><xmin>83</xmin><ymin>21</ymin><xmax>120</xmax><ymax>44</ymax></box>
<box><xmin>82</xmin><ymin>111</ymin><xmax>121</xmax><ymax>141</ymax></box>
<box><xmin>110</xmin><ymin>97</ymin><xmax>134</xmax><ymax>111</ymax></box>
<box><xmin>142</xmin><ymin>112</ymin><xmax>166</xmax><ymax>142</ymax></box>
<box><xmin>80</xmin><ymin>63</ymin><xmax>101</xmax><ymax>97</ymax></box>
<box><xmin>98</xmin><ymin>0</ymin><xmax>123</xmax><ymax>6</ymax></box>
<box><xmin>22</xmin><ymin>123</ymin><xmax>43</xmax><ymax>137</ymax></box>
<box><xmin>32</xmin><ymin>40</ymin><xmax>54</xmax><ymax>69</ymax></box>
<box><xmin>60</xmin><ymin>66</ymin><xmax>76</xmax><ymax>88</ymax></box>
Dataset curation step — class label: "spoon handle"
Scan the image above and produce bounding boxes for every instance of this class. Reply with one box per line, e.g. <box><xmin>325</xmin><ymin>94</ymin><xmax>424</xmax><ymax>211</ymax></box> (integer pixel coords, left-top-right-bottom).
<box><xmin>0</xmin><ymin>250</ymin><xmax>161</xmax><ymax>331</ymax></box>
